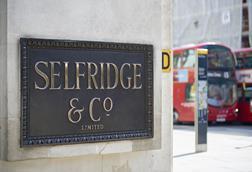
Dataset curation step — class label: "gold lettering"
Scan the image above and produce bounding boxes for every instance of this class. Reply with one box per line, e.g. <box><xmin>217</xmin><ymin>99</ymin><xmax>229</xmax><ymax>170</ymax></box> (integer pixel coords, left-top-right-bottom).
<box><xmin>89</xmin><ymin>97</ymin><xmax>101</xmax><ymax>122</ymax></box>
<box><xmin>100</xmin><ymin>63</ymin><xmax>105</xmax><ymax>89</ymax></box>
<box><xmin>133</xmin><ymin>64</ymin><xmax>142</xmax><ymax>89</ymax></box>
<box><xmin>34</xmin><ymin>61</ymin><xmax>142</xmax><ymax>90</ymax></box>
<box><xmin>87</xmin><ymin>62</ymin><xmax>98</xmax><ymax>89</ymax></box>
<box><xmin>75</xmin><ymin>62</ymin><xmax>86</xmax><ymax>89</ymax></box>
<box><xmin>100</xmin><ymin>124</ymin><xmax>104</xmax><ymax>129</ymax></box>
<box><xmin>103</xmin><ymin>97</ymin><xmax>113</xmax><ymax>116</ymax></box>
<box><xmin>107</xmin><ymin>63</ymin><xmax>119</xmax><ymax>89</ymax></box>
<box><xmin>81</xmin><ymin>124</ymin><xmax>104</xmax><ymax>131</ymax></box>
<box><xmin>34</xmin><ymin>61</ymin><xmax>49</xmax><ymax>90</ymax></box>
<box><xmin>50</xmin><ymin>61</ymin><xmax>61</xmax><ymax>90</ymax></box>
<box><xmin>120</xmin><ymin>63</ymin><xmax>132</xmax><ymax>89</ymax></box>
<box><xmin>64</xmin><ymin>62</ymin><xmax>75</xmax><ymax>90</ymax></box>
<box><xmin>67</xmin><ymin>98</ymin><xmax>84</xmax><ymax>124</ymax></box>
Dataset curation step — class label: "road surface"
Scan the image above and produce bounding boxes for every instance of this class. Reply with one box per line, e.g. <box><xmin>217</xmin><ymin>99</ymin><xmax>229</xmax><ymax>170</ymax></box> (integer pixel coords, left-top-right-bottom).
<box><xmin>174</xmin><ymin>124</ymin><xmax>252</xmax><ymax>172</ymax></box>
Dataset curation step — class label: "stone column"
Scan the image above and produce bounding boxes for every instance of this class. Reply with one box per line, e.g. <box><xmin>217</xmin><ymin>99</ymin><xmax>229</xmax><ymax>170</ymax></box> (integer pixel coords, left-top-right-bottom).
<box><xmin>162</xmin><ymin>0</ymin><xmax>173</xmax><ymax>172</ymax></box>
<box><xmin>0</xmin><ymin>0</ymin><xmax>8</xmax><ymax>161</ymax></box>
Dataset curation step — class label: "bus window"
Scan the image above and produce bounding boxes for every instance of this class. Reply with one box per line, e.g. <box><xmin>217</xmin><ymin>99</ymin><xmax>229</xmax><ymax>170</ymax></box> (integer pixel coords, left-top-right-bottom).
<box><xmin>185</xmin><ymin>83</ymin><xmax>195</xmax><ymax>102</ymax></box>
<box><xmin>208</xmin><ymin>81</ymin><xmax>237</xmax><ymax>107</ymax></box>
<box><xmin>244</xmin><ymin>57</ymin><xmax>252</xmax><ymax>68</ymax></box>
<box><xmin>236</xmin><ymin>58</ymin><xmax>244</xmax><ymax>69</ymax></box>
<box><xmin>174</xmin><ymin>50</ymin><xmax>196</xmax><ymax>69</ymax></box>
<box><xmin>206</xmin><ymin>46</ymin><xmax>235</xmax><ymax>69</ymax></box>
<box><xmin>237</xmin><ymin>87</ymin><xmax>243</xmax><ymax>99</ymax></box>
<box><xmin>244</xmin><ymin>87</ymin><xmax>252</xmax><ymax>99</ymax></box>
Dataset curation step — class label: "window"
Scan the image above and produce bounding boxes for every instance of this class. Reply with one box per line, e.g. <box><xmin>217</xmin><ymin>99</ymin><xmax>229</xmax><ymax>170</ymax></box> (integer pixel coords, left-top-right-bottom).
<box><xmin>174</xmin><ymin>49</ymin><xmax>196</xmax><ymax>69</ymax></box>
<box><xmin>185</xmin><ymin>83</ymin><xmax>195</xmax><ymax>102</ymax></box>
<box><xmin>208</xmin><ymin>80</ymin><xmax>237</xmax><ymax>107</ymax></box>
<box><xmin>205</xmin><ymin>45</ymin><xmax>235</xmax><ymax>69</ymax></box>
<box><xmin>235</xmin><ymin>53</ymin><xmax>252</xmax><ymax>69</ymax></box>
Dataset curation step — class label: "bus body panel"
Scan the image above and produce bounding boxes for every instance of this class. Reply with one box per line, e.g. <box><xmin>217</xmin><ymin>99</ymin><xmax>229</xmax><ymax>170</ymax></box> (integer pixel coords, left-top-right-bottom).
<box><xmin>173</xmin><ymin>83</ymin><xmax>195</xmax><ymax>122</ymax></box>
<box><xmin>237</xmin><ymin>98</ymin><xmax>252</xmax><ymax>122</ymax></box>
<box><xmin>235</xmin><ymin>48</ymin><xmax>252</xmax><ymax>123</ymax></box>
<box><xmin>208</xmin><ymin>103</ymin><xmax>238</xmax><ymax>122</ymax></box>
<box><xmin>173</xmin><ymin>67</ymin><xmax>195</xmax><ymax>122</ymax></box>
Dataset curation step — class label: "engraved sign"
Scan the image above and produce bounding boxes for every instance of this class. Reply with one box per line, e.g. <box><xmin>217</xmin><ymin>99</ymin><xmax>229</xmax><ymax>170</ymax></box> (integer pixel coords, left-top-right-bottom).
<box><xmin>20</xmin><ymin>38</ymin><xmax>153</xmax><ymax>146</ymax></box>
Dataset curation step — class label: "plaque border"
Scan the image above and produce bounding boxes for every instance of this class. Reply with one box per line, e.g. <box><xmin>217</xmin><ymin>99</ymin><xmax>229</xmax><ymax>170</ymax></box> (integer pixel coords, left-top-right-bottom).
<box><xmin>20</xmin><ymin>38</ymin><xmax>153</xmax><ymax>146</ymax></box>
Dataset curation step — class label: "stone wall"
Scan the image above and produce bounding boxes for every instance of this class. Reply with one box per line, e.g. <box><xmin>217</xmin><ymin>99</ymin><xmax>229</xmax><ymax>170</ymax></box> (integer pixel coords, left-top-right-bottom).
<box><xmin>0</xmin><ymin>0</ymin><xmax>172</xmax><ymax>171</ymax></box>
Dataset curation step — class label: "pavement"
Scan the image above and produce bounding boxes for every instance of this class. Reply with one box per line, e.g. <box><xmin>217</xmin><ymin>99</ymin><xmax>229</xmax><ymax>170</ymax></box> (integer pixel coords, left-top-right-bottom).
<box><xmin>173</xmin><ymin>124</ymin><xmax>252</xmax><ymax>172</ymax></box>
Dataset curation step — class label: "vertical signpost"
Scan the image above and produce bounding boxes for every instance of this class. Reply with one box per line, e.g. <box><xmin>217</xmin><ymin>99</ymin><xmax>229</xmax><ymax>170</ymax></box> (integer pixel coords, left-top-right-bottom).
<box><xmin>195</xmin><ymin>49</ymin><xmax>208</xmax><ymax>152</ymax></box>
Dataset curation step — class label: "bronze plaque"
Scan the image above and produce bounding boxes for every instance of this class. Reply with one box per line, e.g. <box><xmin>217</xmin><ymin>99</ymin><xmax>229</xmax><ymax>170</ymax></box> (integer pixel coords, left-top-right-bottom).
<box><xmin>20</xmin><ymin>38</ymin><xmax>153</xmax><ymax>146</ymax></box>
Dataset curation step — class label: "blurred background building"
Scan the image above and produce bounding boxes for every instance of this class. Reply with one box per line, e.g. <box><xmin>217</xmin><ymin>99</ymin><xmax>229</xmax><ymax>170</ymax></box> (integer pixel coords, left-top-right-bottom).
<box><xmin>173</xmin><ymin>0</ymin><xmax>252</xmax><ymax>49</ymax></box>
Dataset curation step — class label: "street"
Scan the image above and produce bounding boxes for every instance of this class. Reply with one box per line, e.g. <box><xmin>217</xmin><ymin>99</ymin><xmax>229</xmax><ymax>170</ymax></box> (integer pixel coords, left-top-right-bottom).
<box><xmin>174</xmin><ymin>124</ymin><xmax>252</xmax><ymax>172</ymax></box>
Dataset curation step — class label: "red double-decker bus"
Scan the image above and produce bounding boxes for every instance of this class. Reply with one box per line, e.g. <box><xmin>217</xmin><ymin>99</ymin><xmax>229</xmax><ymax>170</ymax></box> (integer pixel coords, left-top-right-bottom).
<box><xmin>173</xmin><ymin>43</ymin><xmax>238</xmax><ymax>123</ymax></box>
<box><xmin>235</xmin><ymin>48</ymin><xmax>252</xmax><ymax>123</ymax></box>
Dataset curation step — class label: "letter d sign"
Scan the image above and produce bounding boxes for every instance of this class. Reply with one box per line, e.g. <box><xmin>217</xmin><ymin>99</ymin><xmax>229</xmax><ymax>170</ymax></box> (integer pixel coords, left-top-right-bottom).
<box><xmin>162</xmin><ymin>50</ymin><xmax>171</xmax><ymax>72</ymax></box>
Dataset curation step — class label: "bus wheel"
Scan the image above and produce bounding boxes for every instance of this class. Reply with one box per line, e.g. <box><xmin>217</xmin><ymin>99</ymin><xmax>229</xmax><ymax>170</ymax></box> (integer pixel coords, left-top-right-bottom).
<box><xmin>173</xmin><ymin>111</ymin><xmax>180</xmax><ymax>124</ymax></box>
